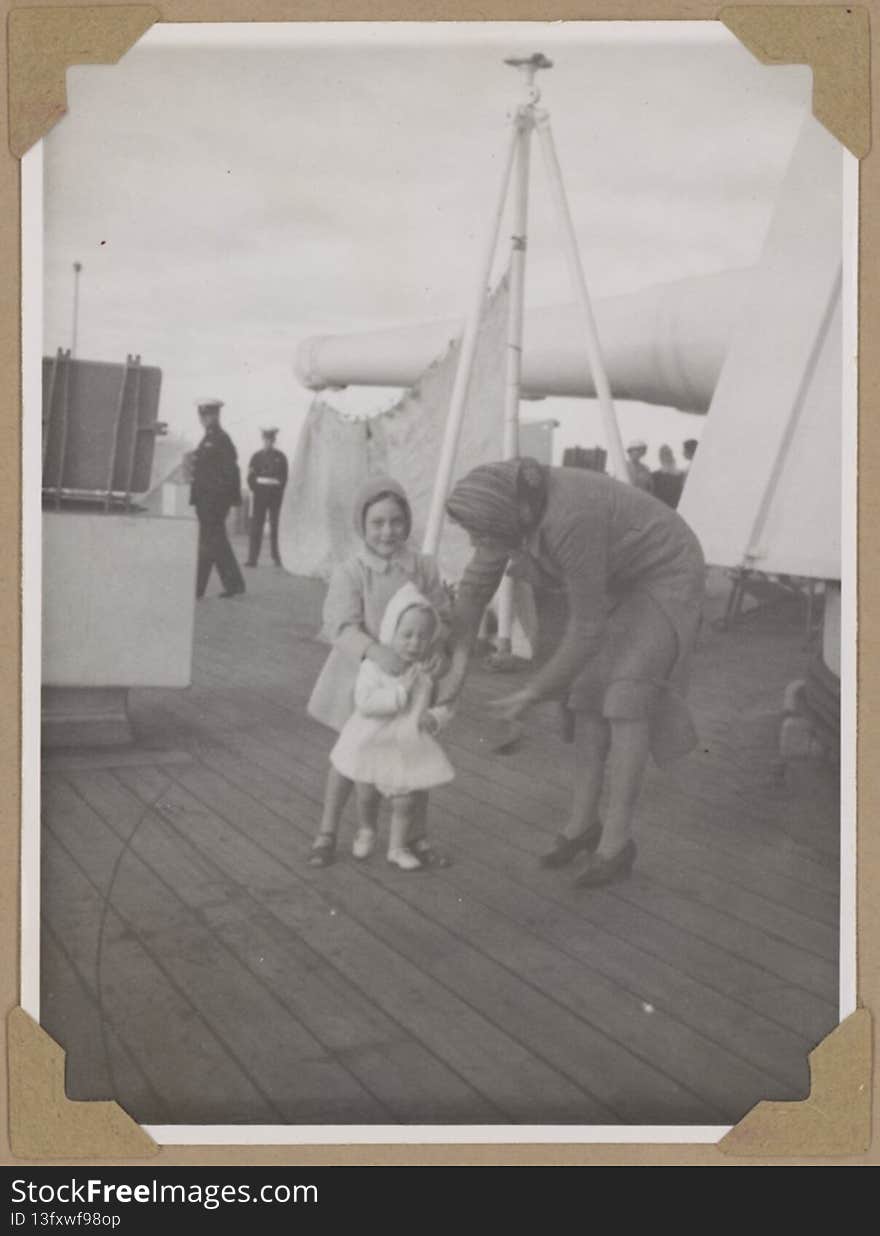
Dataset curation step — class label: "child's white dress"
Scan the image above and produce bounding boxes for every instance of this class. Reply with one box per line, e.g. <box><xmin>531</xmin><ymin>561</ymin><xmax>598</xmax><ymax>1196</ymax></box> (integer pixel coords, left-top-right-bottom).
<box><xmin>330</xmin><ymin>661</ymin><xmax>454</xmax><ymax>798</ymax></box>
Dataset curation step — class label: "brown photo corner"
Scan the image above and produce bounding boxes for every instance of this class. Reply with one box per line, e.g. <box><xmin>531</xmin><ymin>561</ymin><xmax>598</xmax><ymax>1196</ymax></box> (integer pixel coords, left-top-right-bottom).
<box><xmin>1</xmin><ymin>1</ymin><xmax>875</xmax><ymax>1166</ymax></box>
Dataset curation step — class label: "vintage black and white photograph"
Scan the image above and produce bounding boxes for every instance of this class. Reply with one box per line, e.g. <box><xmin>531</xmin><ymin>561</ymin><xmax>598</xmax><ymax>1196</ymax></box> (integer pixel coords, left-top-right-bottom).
<box><xmin>26</xmin><ymin>20</ymin><xmax>854</xmax><ymax>1138</ymax></box>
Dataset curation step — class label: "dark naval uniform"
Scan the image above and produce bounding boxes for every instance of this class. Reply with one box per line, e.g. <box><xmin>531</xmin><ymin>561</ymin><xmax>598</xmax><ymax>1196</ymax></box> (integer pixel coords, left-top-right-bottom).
<box><xmin>190</xmin><ymin>425</ymin><xmax>246</xmax><ymax>598</ymax></box>
<box><xmin>651</xmin><ymin>469</ymin><xmax>685</xmax><ymax>509</ymax></box>
<box><xmin>246</xmin><ymin>445</ymin><xmax>288</xmax><ymax>566</ymax></box>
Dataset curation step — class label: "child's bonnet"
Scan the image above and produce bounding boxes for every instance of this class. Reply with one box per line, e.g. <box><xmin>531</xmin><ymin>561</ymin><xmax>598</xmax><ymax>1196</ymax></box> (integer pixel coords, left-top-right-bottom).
<box><xmin>377</xmin><ymin>580</ymin><xmax>438</xmax><ymax>648</ymax></box>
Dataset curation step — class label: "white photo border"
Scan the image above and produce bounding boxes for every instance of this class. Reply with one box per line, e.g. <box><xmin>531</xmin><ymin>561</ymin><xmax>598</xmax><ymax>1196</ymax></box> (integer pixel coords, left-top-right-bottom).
<box><xmin>21</xmin><ymin>18</ymin><xmax>859</xmax><ymax>1148</ymax></box>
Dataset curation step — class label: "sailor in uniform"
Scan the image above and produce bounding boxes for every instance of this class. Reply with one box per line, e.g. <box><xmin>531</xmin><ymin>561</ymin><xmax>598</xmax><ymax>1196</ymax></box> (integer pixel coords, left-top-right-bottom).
<box><xmin>626</xmin><ymin>439</ymin><xmax>655</xmax><ymax>493</ymax></box>
<box><xmin>245</xmin><ymin>427</ymin><xmax>288</xmax><ymax>567</ymax></box>
<box><xmin>189</xmin><ymin>398</ymin><xmax>246</xmax><ymax>599</ymax></box>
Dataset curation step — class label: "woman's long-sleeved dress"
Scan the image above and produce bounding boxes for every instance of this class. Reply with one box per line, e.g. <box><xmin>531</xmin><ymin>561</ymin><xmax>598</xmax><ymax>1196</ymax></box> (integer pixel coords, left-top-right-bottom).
<box><xmin>452</xmin><ymin>467</ymin><xmax>706</xmax><ymax>765</ymax></box>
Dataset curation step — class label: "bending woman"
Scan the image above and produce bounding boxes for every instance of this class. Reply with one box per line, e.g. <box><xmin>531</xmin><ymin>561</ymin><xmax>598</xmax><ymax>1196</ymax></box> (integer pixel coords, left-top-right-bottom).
<box><xmin>443</xmin><ymin>458</ymin><xmax>705</xmax><ymax>887</ymax></box>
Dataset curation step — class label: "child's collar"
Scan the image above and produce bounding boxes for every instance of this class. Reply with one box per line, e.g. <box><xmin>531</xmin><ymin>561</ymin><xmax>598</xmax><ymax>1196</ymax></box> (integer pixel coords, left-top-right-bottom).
<box><xmin>356</xmin><ymin>543</ymin><xmax>417</xmax><ymax>574</ymax></box>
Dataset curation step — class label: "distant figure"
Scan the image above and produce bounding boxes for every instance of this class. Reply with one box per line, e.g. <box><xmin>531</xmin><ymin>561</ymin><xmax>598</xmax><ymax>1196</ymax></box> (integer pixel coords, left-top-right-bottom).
<box><xmin>651</xmin><ymin>444</ymin><xmax>685</xmax><ymax>509</ymax></box>
<box><xmin>626</xmin><ymin>439</ymin><xmax>654</xmax><ymax>492</ymax></box>
<box><xmin>682</xmin><ymin>438</ymin><xmax>699</xmax><ymax>470</ymax></box>
<box><xmin>189</xmin><ymin>399</ymin><xmax>245</xmax><ymax>599</ymax></box>
<box><xmin>245</xmin><ymin>427</ymin><xmax>288</xmax><ymax>567</ymax></box>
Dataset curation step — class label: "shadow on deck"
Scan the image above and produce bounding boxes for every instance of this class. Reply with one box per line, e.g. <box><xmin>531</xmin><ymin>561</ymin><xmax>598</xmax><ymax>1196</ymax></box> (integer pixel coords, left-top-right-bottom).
<box><xmin>40</xmin><ymin>559</ymin><xmax>840</xmax><ymax>1127</ymax></box>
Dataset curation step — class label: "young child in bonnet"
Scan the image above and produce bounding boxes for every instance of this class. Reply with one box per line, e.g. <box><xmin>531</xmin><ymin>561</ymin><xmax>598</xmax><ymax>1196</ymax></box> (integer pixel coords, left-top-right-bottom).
<box><xmin>330</xmin><ymin>582</ymin><xmax>454</xmax><ymax>870</ymax></box>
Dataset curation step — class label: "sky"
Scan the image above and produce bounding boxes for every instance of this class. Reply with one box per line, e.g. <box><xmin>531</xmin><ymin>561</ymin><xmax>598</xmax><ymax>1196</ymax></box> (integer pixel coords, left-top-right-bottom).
<box><xmin>41</xmin><ymin>22</ymin><xmax>813</xmax><ymax>466</ymax></box>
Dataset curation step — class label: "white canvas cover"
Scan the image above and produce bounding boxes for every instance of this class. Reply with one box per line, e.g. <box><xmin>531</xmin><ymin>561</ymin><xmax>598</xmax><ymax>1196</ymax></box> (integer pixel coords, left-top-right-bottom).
<box><xmin>280</xmin><ymin>405</ymin><xmax>381</xmax><ymax>580</ymax></box>
<box><xmin>280</xmin><ymin>278</ymin><xmax>509</xmax><ymax>582</ymax></box>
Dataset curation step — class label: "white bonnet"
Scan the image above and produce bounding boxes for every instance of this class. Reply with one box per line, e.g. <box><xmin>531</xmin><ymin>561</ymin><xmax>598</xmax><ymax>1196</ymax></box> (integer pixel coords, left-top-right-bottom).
<box><xmin>378</xmin><ymin>581</ymin><xmax>437</xmax><ymax>646</ymax></box>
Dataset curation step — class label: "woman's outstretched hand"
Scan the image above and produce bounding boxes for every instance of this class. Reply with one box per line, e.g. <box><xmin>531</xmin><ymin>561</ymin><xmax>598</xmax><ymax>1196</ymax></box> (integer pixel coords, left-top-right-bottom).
<box><xmin>367</xmin><ymin>643</ymin><xmax>406</xmax><ymax>676</ymax></box>
<box><xmin>424</xmin><ymin>650</ymin><xmax>451</xmax><ymax>681</ymax></box>
<box><xmin>486</xmin><ymin>688</ymin><xmax>536</xmax><ymax>724</ymax></box>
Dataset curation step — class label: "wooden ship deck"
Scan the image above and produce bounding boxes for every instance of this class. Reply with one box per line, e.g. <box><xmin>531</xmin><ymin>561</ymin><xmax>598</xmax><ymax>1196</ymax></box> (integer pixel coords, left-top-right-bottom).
<box><xmin>40</xmin><ymin>556</ymin><xmax>840</xmax><ymax>1128</ymax></box>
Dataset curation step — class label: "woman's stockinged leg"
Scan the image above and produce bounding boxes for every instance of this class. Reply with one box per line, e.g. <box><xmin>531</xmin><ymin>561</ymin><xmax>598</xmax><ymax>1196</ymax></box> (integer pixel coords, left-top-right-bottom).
<box><xmin>598</xmin><ymin>718</ymin><xmax>651</xmax><ymax>858</ymax></box>
<box><xmin>563</xmin><ymin>716</ymin><xmax>610</xmax><ymax>840</ymax></box>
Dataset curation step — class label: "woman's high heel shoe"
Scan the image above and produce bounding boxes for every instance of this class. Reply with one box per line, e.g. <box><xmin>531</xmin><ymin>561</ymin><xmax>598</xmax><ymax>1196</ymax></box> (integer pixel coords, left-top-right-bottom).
<box><xmin>539</xmin><ymin>821</ymin><xmax>602</xmax><ymax>868</ymax></box>
<box><xmin>573</xmin><ymin>839</ymin><xmax>637</xmax><ymax>888</ymax></box>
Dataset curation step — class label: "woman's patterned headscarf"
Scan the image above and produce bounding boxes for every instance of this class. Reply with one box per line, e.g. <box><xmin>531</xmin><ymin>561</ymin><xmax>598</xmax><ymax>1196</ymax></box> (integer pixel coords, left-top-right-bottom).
<box><xmin>445</xmin><ymin>458</ymin><xmax>548</xmax><ymax>546</ymax></box>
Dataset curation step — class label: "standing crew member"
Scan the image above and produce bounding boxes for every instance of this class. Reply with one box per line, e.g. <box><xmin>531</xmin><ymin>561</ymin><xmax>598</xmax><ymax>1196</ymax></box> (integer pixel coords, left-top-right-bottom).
<box><xmin>245</xmin><ymin>427</ymin><xmax>288</xmax><ymax>567</ymax></box>
<box><xmin>189</xmin><ymin>398</ymin><xmax>246</xmax><ymax>599</ymax></box>
<box><xmin>651</xmin><ymin>444</ymin><xmax>685</xmax><ymax>508</ymax></box>
<box><xmin>626</xmin><ymin>439</ymin><xmax>654</xmax><ymax>492</ymax></box>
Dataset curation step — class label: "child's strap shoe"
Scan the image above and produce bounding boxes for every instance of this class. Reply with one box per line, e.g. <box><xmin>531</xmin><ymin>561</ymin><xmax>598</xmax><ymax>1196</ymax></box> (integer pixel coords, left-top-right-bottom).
<box><xmin>411</xmin><ymin>839</ymin><xmax>451</xmax><ymax>868</ymax></box>
<box><xmin>308</xmin><ymin>834</ymin><xmax>337</xmax><ymax>868</ymax></box>
<box><xmin>387</xmin><ymin>847</ymin><xmax>424</xmax><ymax>872</ymax></box>
<box><xmin>352</xmin><ymin>828</ymin><xmax>377</xmax><ymax>860</ymax></box>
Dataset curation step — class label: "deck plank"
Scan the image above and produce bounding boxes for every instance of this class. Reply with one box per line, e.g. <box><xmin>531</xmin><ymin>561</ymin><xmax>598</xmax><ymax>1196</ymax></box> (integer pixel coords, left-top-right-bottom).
<box><xmin>190</xmin><ymin>635</ymin><xmax>841</xmax><ymax>908</ymax></box>
<box><xmin>41</xmin><ymin>564</ymin><xmax>840</xmax><ymax>1127</ymax></box>
<box><xmin>144</xmin><ymin>686</ymin><xmax>837</xmax><ymax>1041</ymax></box>
<box><xmin>150</xmin><ymin>763</ymin><xmax>725</xmax><ymax>1124</ymax></box>
<box><xmin>111</xmin><ymin>765</ymin><xmax>610</xmax><ymax>1124</ymax></box>
<box><xmin>177</xmin><ymin>748</ymin><xmax>804</xmax><ymax>1118</ymax></box>
<box><xmin>183</xmin><ymin>733</ymin><xmax>820</xmax><ymax>1085</ymax></box>
<box><xmin>149</xmin><ymin>711</ymin><xmax>810</xmax><ymax>1107</ymax></box>
<box><xmin>67</xmin><ymin>768</ymin><xmax>502</xmax><ymax>1123</ymax></box>
<box><xmin>192</xmin><ymin>603</ymin><xmax>841</xmax><ymax>895</ymax></box>
<box><xmin>42</xmin><ymin>822</ymin><xmax>281</xmax><ymax>1124</ymax></box>
<box><xmin>44</xmin><ymin>777</ymin><xmax>392</xmax><ymax>1124</ymax></box>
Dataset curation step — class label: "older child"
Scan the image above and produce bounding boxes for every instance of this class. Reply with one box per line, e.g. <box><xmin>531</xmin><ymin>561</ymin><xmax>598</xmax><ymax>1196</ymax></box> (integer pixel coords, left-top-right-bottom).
<box><xmin>331</xmin><ymin>583</ymin><xmax>454</xmax><ymax>870</ymax></box>
<box><xmin>306</xmin><ymin>475</ymin><xmax>450</xmax><ymax>866</ymax></box>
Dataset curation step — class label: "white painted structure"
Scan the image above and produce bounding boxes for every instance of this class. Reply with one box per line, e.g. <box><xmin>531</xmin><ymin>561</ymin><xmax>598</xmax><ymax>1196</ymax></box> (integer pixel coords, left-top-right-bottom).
<box><xmin>678</xmin><ymin>115</ymin><xmax>842</xmax><ymax>582</ymax></box>
<box><xmin>43</xmin><ymin>513</ymin><xmax>197</xmax><ymax>687</ymax></box>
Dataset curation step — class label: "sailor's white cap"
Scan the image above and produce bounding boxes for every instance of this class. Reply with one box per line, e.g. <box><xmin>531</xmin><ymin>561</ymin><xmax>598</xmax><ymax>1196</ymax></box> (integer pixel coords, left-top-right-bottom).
<box><xmin>196</xmin><ymin>397</ymin><xmax>224</xmax><ymax>412</ymax></box>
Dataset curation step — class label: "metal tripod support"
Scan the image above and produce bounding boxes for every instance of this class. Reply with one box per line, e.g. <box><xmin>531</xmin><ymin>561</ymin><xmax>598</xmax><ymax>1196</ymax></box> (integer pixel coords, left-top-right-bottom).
<box><xmin>422</xmin><ymin>54</ymin><xmax>628</xmax><ymax>655</ymax></box>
